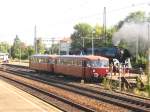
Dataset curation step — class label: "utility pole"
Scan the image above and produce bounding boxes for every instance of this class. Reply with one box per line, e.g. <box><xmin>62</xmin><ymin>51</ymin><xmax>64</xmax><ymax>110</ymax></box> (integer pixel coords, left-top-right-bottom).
<box><xmin>51</xmin><ymin>38</ymin><xmax>55</xmax><ymax>54</ymax></box>
<box><xmin>59</xmin><ymin>40</ymin><xmax>61</xmax><ymax>55</ymax></box>
<box><xmin>147</xmin><ymin>24</ymin><xmax>150</xmax><ymax>96</ymax></box>
<box><xmin>136</xmin><ymin>36</ymin><xmax>139</xmax><ymax>63</ymax></box>
<box><xmin>34</xmin><ymin>25</ymin><xmax>37</xmax><ymax>54</ymax></box>
<box><xmin>92</xmin><ymin>31</ymin><xmax>94</xmax><ymax>55</ymax></box>
<box><xmin>82</xmin><ymin>37</ymin><xmax>85</xmax><ymax>48</ymax></box>
<box><xmin>20</xmin><ymin>47</ymin><xmax>21</xmax><ymax>64</ymax></box>
<box><xmin>103</xmin><ymin>7</ymin><xmax>107</xmax><ymax>45</ymax></box>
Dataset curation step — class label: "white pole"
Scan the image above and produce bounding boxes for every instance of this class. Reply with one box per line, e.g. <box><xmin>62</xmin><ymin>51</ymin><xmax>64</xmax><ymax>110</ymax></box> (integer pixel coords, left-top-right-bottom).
<box><xmin>136</xmin><ymin>36</ymin><xmax>139</xmax><ymax>63</ymax></box>
<box><xmin>34</xmin><ymin>25</ymin><xmax>37</xmax><ymax>54</ymax></box>
<box><xmin>20</xmin><ymin>47</ymin><xmax>21</xmax><ymax>64</ymax></box>
<box><xmin>148</xmin><ymin>24</ymin><xmax>150</xmax><ymax>96</ymax></box>
<box><xmin>103</xmin><ymin>7</ymin><xmax>107</xmax><ymax>44</ymax></box>
<box><xmin>82</xmin><ymin>37</ymin><xmax>85</xmax><ymax>48</ymax></box>
<box><xmin>92</xmin><ymin>32</ymin><xmax>94</xmax><ymax>55</ymax></box>
<box><xmin>119</xmin><ymin>63</ymin><xmax>122</xmax><ymax>91</ymax></box>
<box><xmin>59</xmin><ymin>40</ymin><xmax>61</xmax><ymax>55</ymax></box>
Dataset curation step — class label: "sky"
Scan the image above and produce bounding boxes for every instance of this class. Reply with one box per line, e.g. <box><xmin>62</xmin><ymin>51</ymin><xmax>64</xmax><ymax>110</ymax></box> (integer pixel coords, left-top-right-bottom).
<box><xmin>0</xmin><ymin>0</ymin><xmax>150</xmax><ymax>45</ymax></box>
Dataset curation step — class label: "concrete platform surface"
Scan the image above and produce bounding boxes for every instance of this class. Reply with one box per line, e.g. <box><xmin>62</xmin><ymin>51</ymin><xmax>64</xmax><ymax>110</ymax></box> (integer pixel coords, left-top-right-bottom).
<box><xmin>0</xmin><ymin>79</ymin><xmax>62</xmax><ymax>112</ymax></box>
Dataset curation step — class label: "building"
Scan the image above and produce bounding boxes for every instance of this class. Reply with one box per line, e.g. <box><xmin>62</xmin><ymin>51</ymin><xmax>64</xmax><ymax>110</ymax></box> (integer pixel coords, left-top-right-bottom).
<box><xmin>59</xmin><ymin>37</ymin><xmax>71</xmax><ymax>55</ymax></box>
<box><xmin>34</xmin><ymin>37</ymin><xmax>71</xmax><ymax>55</ymax></box>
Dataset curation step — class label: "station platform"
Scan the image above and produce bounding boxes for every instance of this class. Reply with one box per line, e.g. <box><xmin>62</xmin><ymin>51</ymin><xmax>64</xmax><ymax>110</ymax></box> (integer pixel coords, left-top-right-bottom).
<box><xmin>0</xmin><ymin>79</ymin><xmax>62</xmax><ymax>112</ymax></box>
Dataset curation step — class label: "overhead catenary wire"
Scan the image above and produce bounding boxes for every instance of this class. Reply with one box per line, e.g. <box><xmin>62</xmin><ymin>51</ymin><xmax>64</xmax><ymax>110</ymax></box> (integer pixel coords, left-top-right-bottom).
<box><xmin>46</xmin><ymin>1</ymin><xmax>150</xmax><ymax>27</ymax></box>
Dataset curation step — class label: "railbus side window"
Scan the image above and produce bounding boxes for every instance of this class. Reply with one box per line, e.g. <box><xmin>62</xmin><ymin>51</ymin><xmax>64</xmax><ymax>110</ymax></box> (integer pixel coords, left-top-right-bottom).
<box><xmin>86</xmin><ymin>61</ymin><xmax>91</xmax><ymax>67</ymax></box>
<box><xmin>42</xmin><ymin>58</ymin><xmax>46</xmax><ymax>63</ymax></box>
<box><xmin>31</xmin><ymin>57</ymin><xmax>33</xmax><ymax>63</ymax></box>
<box><xmin>45</xmin><ymin>58</ymin><xmax>48</xmax><ymax>63</ymax></box>
<box><xmin>34</xmin><ymin>57</ymin><xmax>36</xmax><ymax>63</ymax></box>
<box><xmin>66</xmin><ymin>59</ymin><xmax>73</xmax><ymax>65</ymax></box>
<box><xmin>72</xmin><ymin>59</ymin><xmax>77</xmax><ymax>65</ymax></box>
<box><xmin>76</xmin><ymin>60</ymin><xmax>82</xmax><ymax>66</ymax></box>
<box><xmin>35</xmin><ymin>58</ymin><xmax>37</xmax><ymax>63</ymax></box>
<box><xmin>34</xmin><ymin>58</ymin><xmax>36</xmax><ymax>63</ymax></box>
<box><xmin>49</xmin><ymin>59</ymin><xmax>51</xmax><ymax>64</ymax></box>
<box><xmin>36</xmin><ymin>58</ymin><xmax>39</xmax><ymax>63</ymax></box>
<box><xmin>38</xmin><ymin>58</ymin><xmax>41</xmax><ymax>63</ymax></box>
<box><xmin>48</xmin><ymin>59</ymin><xmax>54</xmax><ymax>64</ymax></box>
<box><xmin>56</xmin><ymin>59</ymin><xmax>61</xmax><ymax>64</ymax></box>
<box><xmin>82</xmin><ymin>60</ymin><xmax>87</xmax><ymax>67</ymax></box>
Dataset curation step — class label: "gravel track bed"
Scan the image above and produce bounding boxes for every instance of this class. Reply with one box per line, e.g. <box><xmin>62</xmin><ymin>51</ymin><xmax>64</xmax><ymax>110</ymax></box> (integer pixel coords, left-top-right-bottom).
<box><xmin>0</xmin><ymin>76</ymin><xmax>82</xmax><ymax>112</ymax></box>
<box><xmin>0</xmin><ymin>70</ymin><xmax>128</xmax><ymax>112</ymax></box>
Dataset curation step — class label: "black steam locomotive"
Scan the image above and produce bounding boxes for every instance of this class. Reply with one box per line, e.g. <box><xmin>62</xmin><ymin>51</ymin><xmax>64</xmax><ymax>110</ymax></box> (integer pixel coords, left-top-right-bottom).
<box><xmin>70</xmin><ymin>46</ymin><xmax>131</xmax><ymax>64</ymax></box>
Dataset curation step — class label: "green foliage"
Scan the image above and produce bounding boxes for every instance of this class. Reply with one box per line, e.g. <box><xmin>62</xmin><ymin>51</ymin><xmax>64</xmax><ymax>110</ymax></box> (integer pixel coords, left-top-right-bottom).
<box><xmin>70</xmin><ymin>23</ymin><xmax>115</xmax><ymax>51</ymax></box>
<box><xmin>0</xmin><ymin>42</ymin><xmax>10</xmax><ymax>53</ymax></box>
<box><xmin>71</xmin><ymin>23</ymin><xmax>93</xmax><ymax>50</ymax></box>
<box><xmin>125</xmin><ymin>11</ymin><xmax>145</xmax><ymax>22</ymax></box>
<box><xmin>114</xmin><ymin>11</ymin><xmax>150</xmax><ymax>69</ymax></box>
<box><xmin>11</xmin><ymin>35</ymin><xmax>35</xmax><ymax>59</ymax></box>
<box><xmin>11</xmin><ymin>35</ymin><xmax>22</xmax><ymax>59</ymax></box>
<box><xmin>102</xmin><ymin>78</ymin><xmax>112</xmax><ymax>90</ymax></box>
<box><xmin>116</xmin><ymin>11</ymin><xmax>146</xmax><ymax>30</ymax></box>
<box><xmin>27</xmin><ymin>46</ymin><xmax>35</xmax><ymax>56</ymax></box>
<box><xmin>118</xmin><ymin>39</ymin><xmax>128</xmax><ymax>49</ymax></box>
<box><xmin>50</xmin><ymin>43</ymin><xmax>59</xmax><ymax>54</ymax></box>
<box><xmin>36</xmin><ymin>38</ymin><xmax>45</xmax><ymax>54</ymax></box>
<box><xmin>105</xmin><ymin>27</ymin><xmax>117</xmax><ymax>47</ymax></box>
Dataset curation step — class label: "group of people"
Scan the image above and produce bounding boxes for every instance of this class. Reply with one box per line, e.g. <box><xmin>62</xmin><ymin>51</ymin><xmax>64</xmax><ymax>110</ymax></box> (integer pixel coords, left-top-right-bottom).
<box><xmin>109</xmin><ymin>58</ymin><xmax>131</xmax><ymax>76</ymax></box>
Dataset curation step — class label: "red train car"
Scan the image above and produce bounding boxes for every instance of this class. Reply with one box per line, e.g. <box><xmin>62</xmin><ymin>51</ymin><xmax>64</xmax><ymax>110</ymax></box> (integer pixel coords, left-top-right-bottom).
<box><xmin>29</xmin><ymin>54</ymin><xmax>57</xmax><ymax>72</ymax></box>
<box><xmin>53</xmin><ymin>55</ymin><xmax>109</xmax><ymax>79</ymax></box>
<box><xmin>29</xmin><ymin>55</ymin><xmax>109</xmax><ymax>79</ymax></box>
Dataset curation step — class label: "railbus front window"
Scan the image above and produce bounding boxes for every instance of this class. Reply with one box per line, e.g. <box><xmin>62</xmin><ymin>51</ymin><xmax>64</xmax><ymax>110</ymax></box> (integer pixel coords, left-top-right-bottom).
<box><xmin>90</xmin><ymin>60</ymin><xmax>109</xmax><ymax>67</ymax></box>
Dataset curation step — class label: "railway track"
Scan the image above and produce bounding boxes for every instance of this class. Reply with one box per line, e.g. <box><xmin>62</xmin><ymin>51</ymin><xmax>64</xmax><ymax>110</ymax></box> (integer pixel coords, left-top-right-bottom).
<box><xmin>1</xmin><ymin>64</ymin><xmax>150</xmax><ymax>112</ymax></box>
<box><xmin>0</xmin><ymin>71</ymin><xmax>95</xmax><ymax>112</ymax></box>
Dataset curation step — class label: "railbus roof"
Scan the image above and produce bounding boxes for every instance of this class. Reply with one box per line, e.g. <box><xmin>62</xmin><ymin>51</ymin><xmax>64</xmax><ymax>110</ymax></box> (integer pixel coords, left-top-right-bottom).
<box><xmin>30</xmin><ymin>54</ymin><xmax>58</xmax><ymax>59</ymax></box>
<box><xmin>56</xmin><ymin>55</ymin><xmax>109</xmax><ymax>60</ymax></box>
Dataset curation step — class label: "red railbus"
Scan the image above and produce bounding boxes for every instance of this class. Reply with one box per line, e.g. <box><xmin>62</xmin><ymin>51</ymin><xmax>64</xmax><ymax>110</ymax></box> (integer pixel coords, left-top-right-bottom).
<box><xmin>54</xmin><ymin>55</ymin><xmax>109</xmax><ymax>79</ymax></box>
<box><xmin>29</xmin><ymin>55</ymin><xmax>109</xmax><ymax>79</ymax></box>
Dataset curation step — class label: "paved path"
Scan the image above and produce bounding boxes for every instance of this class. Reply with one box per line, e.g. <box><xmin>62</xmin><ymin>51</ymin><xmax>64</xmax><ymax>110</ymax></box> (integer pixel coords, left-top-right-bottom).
<box><xmin>0</xmin><ymin>79</ymin><xmax>62</xmax><ymax>112</ymax></box>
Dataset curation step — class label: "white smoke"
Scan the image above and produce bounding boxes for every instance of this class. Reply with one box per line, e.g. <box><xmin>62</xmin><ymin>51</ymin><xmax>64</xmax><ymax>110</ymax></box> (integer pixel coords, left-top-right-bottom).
<box><xmin>113</xmin><ymin>22</ymin><xmax>150</xmax><ymax>55</ymax></box>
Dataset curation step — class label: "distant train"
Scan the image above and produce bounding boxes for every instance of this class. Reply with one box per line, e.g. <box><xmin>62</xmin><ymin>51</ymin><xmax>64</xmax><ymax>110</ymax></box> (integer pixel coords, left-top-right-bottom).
<box><xmin>70</xmin><ymin>46</ymin><xmax>131</xmax><ymax>63</ymax></box>
<box><xmin>29</xmin><ymin>55</ymin><xmax>110</xmax><ymax>79</ymax></box>
<box><xmin>0</xmin><ymin>53</ymin><xmax>9</xmax><ymax>63</ymax></box>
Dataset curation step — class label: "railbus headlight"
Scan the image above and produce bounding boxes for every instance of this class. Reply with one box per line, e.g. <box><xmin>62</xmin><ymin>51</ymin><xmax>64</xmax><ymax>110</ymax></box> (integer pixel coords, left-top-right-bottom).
<box><xmin>93</xmin><ymin>69</ymin><xmax>96</xmax><ymax>72</ymax></box>
<box><xmin>106</xmin><ymin>69</ymin><xmax>108</xmax><ymax>72</ymax></box>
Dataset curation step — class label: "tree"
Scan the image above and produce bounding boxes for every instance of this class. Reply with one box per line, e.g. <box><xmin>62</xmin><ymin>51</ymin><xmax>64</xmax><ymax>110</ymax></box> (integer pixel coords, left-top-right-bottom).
<box><xmin>11</xmin><ymin>35</ymin><xmax>34</xmax><ymax>59</ymax></box>
<box><xmin>36</xmin><ymin>38</ymin><xmax>45</xmax><ymax>54</ymax></box>
<box><xmin>11</xmin><ymin>35</ymin><xmax>22</xmax><ymax>59</ymax></box>
<box><xmin>0</xmin><ymin>42</ymin><xmax>10</xmax><ymax>53</ymax></box>
<box><xmin>70</xmin><ymin>23</ymin><xmax>93</xmax><ymax>51</ymax></box>
<box><xmin>114</xmin><ymin>11</ymin><xmax>150</xmax><ymax>67</ymax></box>
<box><xmin>116</xmin><ymin>11</ymin><xmax>145</xmax><ymax>30</ymax></box>
<box><xmin>92</xmin><ymin>24</ymin><xmax>104</xmax><ymax>47</ymax></box>
<box><xmin>50</xmin><ymin>43</ymin><xmax>59</xmax><ymax>54</ymax></box>
<box><xmin>71</xmin><ymin>23</ymin><xmax>106</xmax><ymax>50</ymax></box>
<box><xmin>27</xmin><ymin>46</ymin><xmax>35</xmax><ymax>56</ymax></box>
<box><xmin>106</xmin><ymin>27</ymin><xmax>117</xmax><ymax>47</ymax></box>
